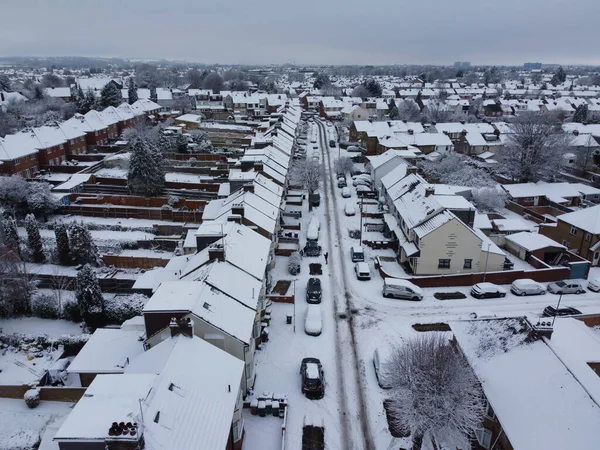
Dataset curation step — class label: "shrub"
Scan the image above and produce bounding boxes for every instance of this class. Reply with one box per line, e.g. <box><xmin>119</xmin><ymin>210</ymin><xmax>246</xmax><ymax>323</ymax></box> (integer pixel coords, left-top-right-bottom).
<box><xmin>288</xmin><ymin>251</ymin><xmax>301</xmax><ymax>275</ymax></box>
<box><xmin>104</xmin><ymin>294</ymin><xmax>147</xmax><ymax>324</ymax></box>
<box><xmin>24</xmin><ymin>388</ymin><xmax>40</xmax><ymax>408</ymax></box>
<box><xmin>31</xmin><ymin>293</ymin><xmax>60</xmax><ymax>319</ymax></box>
<box><xmin>62</xmin><ymin>298</ymin><xmax>82</xmax><ymax>322</ymax></box>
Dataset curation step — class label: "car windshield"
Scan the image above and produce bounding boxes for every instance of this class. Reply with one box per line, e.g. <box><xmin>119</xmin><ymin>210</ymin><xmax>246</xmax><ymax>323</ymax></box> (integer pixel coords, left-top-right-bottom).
<box><xmin>555</xmin><ymin>281</ymin><xmax>566</xmax><ymax>287</ymax></box>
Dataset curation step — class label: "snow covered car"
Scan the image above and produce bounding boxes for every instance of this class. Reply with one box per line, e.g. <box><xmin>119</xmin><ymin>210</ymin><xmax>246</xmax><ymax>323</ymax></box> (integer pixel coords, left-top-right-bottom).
<box><xmin>542</xmin><ymin>306</ymin><xmax>582</xmax><ymax>317</ymax></box>
<box><xmin>341</xmin><ymin>187</ymin><xmax>351</xmax><ymax>198</ymax></box>
<box><xmin>304</xmin><ymin>305</ymin><xmax>323</xmax><ymax>336</ymax></box>
<box><xmin>337</xmin><ymin>178</ymin><xmax>347</xmax><ymax>188</ymax></box>
<box><xmin>300</xmin><ymin>357</ymin><xmax>324</xmax><ymax>399</ymax></box>
<box><xmin>373</xmin><ymin>347</ymin><xmax>393</xmax><ymax>389</ymax></box>
<box><xmin>588</xmin><ymin>278</ymin><xmax>600</xmax><ymax>292</ymax></box>
<box><xmin>470</xmin><ymin>282</ymin><xmax>507</xmax><ymax>299</ymax></box>
<box><xmin>510</xmin><ymin>279</ymin><xmax>546</xmax><ymax>296</ymax></box>
<box><xmin>547</xmin><ymin>280</ymin><xmax>585</xmax><ymax>295</ymax></box>
<box><xmin>303</xmin><ymin>241</ymin><xmax>322</xmax><ymax>257</ymax></box>
<box><xmin>344</xmin><ymin>203</ymin><xmax>356</xmax><ymax>216</ymax></box>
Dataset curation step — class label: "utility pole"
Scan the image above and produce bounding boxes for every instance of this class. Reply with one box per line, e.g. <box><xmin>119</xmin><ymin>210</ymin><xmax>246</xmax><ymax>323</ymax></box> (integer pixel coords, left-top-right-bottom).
<box><xmin>551</xmin><ymin>292</ymin><xmax>564</xmax><ymax>327</ymax></box>
<box><xmin>482</xmin><ymin>243</ymin><xmax>491</xmax><ymax>282</ymax></box>
<box><xmin>293</xmin><ymin>279</ymin><xmax>297</xmax><ymax>333</ymax></box>
<box><xmin>358</xmin><ymin>196</ymin><xmax>364</xmax><ymax>242</ymax></box>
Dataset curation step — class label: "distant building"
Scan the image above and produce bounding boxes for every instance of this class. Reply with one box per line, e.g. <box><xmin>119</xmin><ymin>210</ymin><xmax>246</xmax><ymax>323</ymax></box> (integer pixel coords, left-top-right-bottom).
<box><xmin>454</xmin><ymin>61</ymin><xmax>471</xmax><ymax>69</ymax></box>
<box><xmin>524</xmin><ymin>62</ymin><xmax>542</xmax><ymax>70</ymax></box>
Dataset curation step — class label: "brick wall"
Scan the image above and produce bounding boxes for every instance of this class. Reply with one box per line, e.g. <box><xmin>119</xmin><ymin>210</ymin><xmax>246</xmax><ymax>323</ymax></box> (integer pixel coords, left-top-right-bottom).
<box><xmin>103</xmin><ymin>255</ymin><xmax>170</xmax><ymax>269</ymax></box>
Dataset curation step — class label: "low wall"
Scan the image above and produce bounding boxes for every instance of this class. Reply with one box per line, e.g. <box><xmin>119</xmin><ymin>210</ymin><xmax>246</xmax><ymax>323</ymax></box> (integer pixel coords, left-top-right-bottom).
<box><xmin>103</xmin><ymin>255</ymin><xmax>170</xmax><ymax>269</ymax></box>
<box><xmin>40</xmin><ymin>387</ymin><xmax>86</xmax><ymax>402</ymax></box>
<box><xmin>267</xmin><ymin>294</ymin><xmax>295</xmax><ymax>304</ymax></box>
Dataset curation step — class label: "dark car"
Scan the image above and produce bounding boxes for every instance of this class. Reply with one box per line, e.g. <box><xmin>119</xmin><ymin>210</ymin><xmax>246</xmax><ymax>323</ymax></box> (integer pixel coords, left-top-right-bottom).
<box><xmin>543</xmin><ymin>306</ymin><xmax>582</xmax><ymax>317</ymax></box>
<box><xmin>300</xmin><ymin>357</ymin><xmax>324</xmax><ymax>399</ymax></box>
<box><xmin>306</xmin><ymin>277</ymin><xmax>322</xmax><ymax>303</ymax></box>
<box><xmin>329</xmin><ymin>140</ymin><xmax>336</xmax><ymax>148</ymax></box>
<box><xmin>337</xmin><ymin>179</ymin><xmax>347</xmax><ymax>188</ymax></box>
<box><xmin>303</xmin><ymin>241</ymin><xmax>322</xmax><ymax>257</ymax></box>
<box><xmin>310</xmin><ymin>192</ymin><xmax>320</xmax><ymax>207</ymax></box>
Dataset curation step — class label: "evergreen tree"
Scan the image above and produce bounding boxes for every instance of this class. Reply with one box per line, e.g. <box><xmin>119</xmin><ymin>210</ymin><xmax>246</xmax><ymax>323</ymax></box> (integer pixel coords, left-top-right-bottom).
<box><xmin>2</xmin><ymin>218</ymin><xmax>20</xmax><ymax>255</ymax></box>
<box><xmin>362</xmin><ymin>78</ymin><xmax>382</xmax><ymax>97</ymax></box>
<box><xmin>54</xmin><ymin>223</ymin><xmax>71</xmax><ymax>265</ymax></box>
<box><xmin>416</xmin><ymin>90</ymin><xmax>422</xmax><ymax>105</ymax></box>
<box><xmin>77</xmin><ymin>88</ymin><xmax>97</xmax><ymax>114</ymax></box>
<box><xmin>176</xmin><ymin>133</ymin><xmax>188</xmax><ymax>153</ymax></box>
<box><xmin>99</xmin><ymin>82</ymin><xmax>122</xmax><ymax>108</ymax></box>
<box><xmin>69</xmin><ymin>223</ymin><xmax>99</xmax><ymax>266</ymax></box>
<box><xmin>24</xmin><ymin>214</ymin><xmax>45</xmax><ymax>263</ymax></box>
<box><xmin>0</xmin><ymin>74</ymin><xmax>11</xmax><ymax>92</ymax></box>
<box><xmin>75</xmin><ymin>264</ymin><xmax>105</xmax><ymax>328</ymax></box>
<box><xmin>573</xmin><ymin>104</ymin><xmax>589</xmax><ymax>123</ymax></box>
<box><xmin>389</xmin><ymin>106</ymin><xmax>399</xmax><ymax>119</ymax></box>
<box><xmin>149</xmin><ymin>85</ymin><xmax>158</xmax><ymax>103</ymax></box>
<box><xmin>127</xmin><ymin>135</ymin><xmax>165</xmax><ymax>196</ymax></box>
<box><xmin>127</xmin><ymin>78</ymin><xmax>138</xmax><ymax>105</ymax></box>
<box><xmin>33</xmin><ymin>85</ymin><xmax>45</xmax><ymax>100</ymax></box>
<box><xmin>158</xmin><ymin>131</ymin><xmax>174</xmax><ymax>153</ymax></box>
<box><xmin>551</xmin><ymin>66</ymin><xmax>567</xmax><ymax>86</ymax></box>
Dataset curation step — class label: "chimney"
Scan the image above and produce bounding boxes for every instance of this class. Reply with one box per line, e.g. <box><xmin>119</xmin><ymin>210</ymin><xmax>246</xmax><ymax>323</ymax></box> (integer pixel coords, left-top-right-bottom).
<box><xmin>461</xmin><ymin>130</ymin><xmax>467</xmax><ymax>136</ymax></box>
<box><xmin>208</xmin><ymin>243</ymin><xmax>225</xmax><ymax>261</ymax></box>
<box><xmin>460</xmin><ymin>120</ymin><xmax>466</xmax><ymax>125</ymax></box>
<box><xmin>169</xmin><ymin>317</ymin><xmax>194</xmax><ymax>338</ymax></box>
<box><xmin>573</xmin><ymin>130</ymin><xmax>580</xmax><ymax>136</ymax></box>
<box><xmin>408</xmin><ymin>129</ymin><xmax>414</xmax><ymax>135</ymax></box>
<box><xmin>532</xmin><ymin>319</ymin><xmax>553</xmax><ymax>340</ymax></box>
<box><xmin>231</xmin><ymin>203</ymin><xmax>244</xmax><ymax>217</ymax></box>
<box><xmin>425</xmin><ymin>186</ymin><xmax>435</xmax><ymax>197</ymax></box>
<box><xmin>402</xmin><ymin>119</ymin><xmax>408</xmax><ymax>124</ymax></box>
<box><xmin>493</xmin><ymin>129</ymin><xmax>500</xmax><ymax>136</ymax></box>
<box><xmin>105</xmin><ymin>421</ymin><xmax>144</xmax><ymax>450</ymax></box>
<box><xmin>242</xmin><ymin>183</ymin><xmax>255</xmax><ymax>193</ymax></box>
<box><xmin>406</xmin><ymin>166</ymin><xmax>418</xmax><ymax>175</ymax></box>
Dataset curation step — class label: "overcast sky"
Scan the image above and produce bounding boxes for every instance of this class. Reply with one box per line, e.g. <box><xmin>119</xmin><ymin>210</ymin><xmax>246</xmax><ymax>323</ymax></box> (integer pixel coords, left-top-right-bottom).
<box><xmin>2</xmin><ymin>0</ymin><xmax>599</xmax><ymax>66</ymax></box>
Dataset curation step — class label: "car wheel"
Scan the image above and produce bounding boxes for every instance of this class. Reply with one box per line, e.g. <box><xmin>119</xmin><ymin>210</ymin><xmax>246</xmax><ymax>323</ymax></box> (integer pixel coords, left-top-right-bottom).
<box><xmin>577</xmin><ymin>290</ymin><xmax>584</xmax><ymax>294</ymax></box>
<box><xmin>500</xmin><ymin>293</ymin><xmax>506</xmax><ymax>297</ymax></box>
<box><xmin>519</xmin><ymin>292</ymin><xmax>526</xmax><ymax>296</ymax></box>
<box><xmin>411</xmin><ymin>296</ymin><xmax>420</xmax><ymax>301</ymax></box>
<box><xmin>384</xmin><ymin>293</ymin><xmax>391</xmax><ymax>298</ymax></box>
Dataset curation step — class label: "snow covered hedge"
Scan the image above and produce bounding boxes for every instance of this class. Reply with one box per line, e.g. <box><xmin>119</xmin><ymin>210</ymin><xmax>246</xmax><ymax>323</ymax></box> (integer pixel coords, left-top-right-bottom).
<box><xmin>104</xmin><ymin>293</ymin><xmax>147</xmax><ymax>324</ymax></box>
<box><xmin>288</xmin><ymin>252</ymin><xmax>301</xmax><ymax>275</ymax></box>
<box><xmin>0</xmin><ymin>332</ymin><xmax>90</xmax><ymax>354</ymax></box>
<box><xmin>24</xmin><ymin>388</ymin><xmax>40</xmax><ymax>409</ymax></box>
<box><xmin>31</xmin><ymin>292</ymin><xmax>60</xmax><ymax>319</ymax></box>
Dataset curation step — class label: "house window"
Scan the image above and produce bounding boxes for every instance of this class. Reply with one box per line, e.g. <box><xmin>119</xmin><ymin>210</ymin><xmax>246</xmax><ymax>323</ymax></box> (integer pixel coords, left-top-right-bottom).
<box><xmin>232</xmin><ymin>419</ymin><xmax>243</xmax><ymax>442</ymax></box>
<box><xmin>463</xmin><ymin>259</ymin><xmax>472</xmax><ymax>269</ymax></box>
<box><xmin>476</xmin><ymin>428</ymin><xmax>492</xmax><ymax>449</ymax></box>
<box><xmin>438</xmin><ymin>259</ymin><xmax>451</xmax><ymax>269</ymax></box>
<box><xmin>524</xmin><ymin>196</ymin><xmax>534</xmax><ymax>202</ymax></box>
<box><xmin>562</xmin><ymin>240</ymin><xmax>569</xmax><ymax>247</ymax></box>
<box><xmin>570</xmin><ymin>226</ymin><xmax>577</xmax><ymax>236</ymax></box>
<box><xmin>484</xmin><ymin>401</ymin><xmax>495</xmax><ymax>420</ymax></box>
<box><xmin>25</xmin><ymin>169</ymin><xmax>30</xmax><ymax>178</ymax></box>
<box><xmin>14</xmin><ymin>158</ymin><xmax>21</xmax><ymax>164</ymax></box>
<box><xmin>586</xmin><ymin>233</ymin><xmax>591</xmax><ymax>242</ymax></box>
<box><xmin>49</xmin><ymin>159</ymin><xmax>54</xmax><ymax>166</ymax></box>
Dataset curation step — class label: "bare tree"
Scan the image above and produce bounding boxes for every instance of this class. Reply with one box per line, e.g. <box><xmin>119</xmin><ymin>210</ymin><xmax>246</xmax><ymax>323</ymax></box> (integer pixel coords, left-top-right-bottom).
<box><xmin>334</xmin><ymin>157</ymin><xmax>354</xmax><ymax>174</ymax></box>
<box><xmin>291</xmin><ymin>160</ymin><xmax>321</xmax><ymax>211</ymax></box>
<box><xmin>50</xmin><ymin>264</ymin><xmax>73</xmax><ymax>315</ymax></box>
<box><xmin>386</xmin><ymin>334</ymin><xmax>485</xmax><ymax>449</ymax></box>
<box><xmin>424</xmin><ymin>100</ymin><xmax>453</xmax><ymax>123</ymax></box>
<box><xmin>396</xmin><ymin>99</ymin><xmax>421</xmax><ymax>122</ymax></box>
<box><xmin>497</xmin><ymin>112</ymin><xmax>572</xmax><ymax>182</ymax></box>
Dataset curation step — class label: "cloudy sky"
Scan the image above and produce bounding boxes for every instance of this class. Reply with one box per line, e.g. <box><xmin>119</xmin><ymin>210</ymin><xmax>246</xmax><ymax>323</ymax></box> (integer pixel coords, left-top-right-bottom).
<box><xmin>2</xmin><ymin>0</ymin><xmax>599</xmax><ymax>65</ymax></box>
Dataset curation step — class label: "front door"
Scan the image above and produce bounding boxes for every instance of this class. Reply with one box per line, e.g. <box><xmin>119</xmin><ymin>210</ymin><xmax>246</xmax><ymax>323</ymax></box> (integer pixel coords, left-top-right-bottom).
<box><xmin>594</xmin><ymin>252</ymin><xmax>600</xmax><ymax>267</ymax></box>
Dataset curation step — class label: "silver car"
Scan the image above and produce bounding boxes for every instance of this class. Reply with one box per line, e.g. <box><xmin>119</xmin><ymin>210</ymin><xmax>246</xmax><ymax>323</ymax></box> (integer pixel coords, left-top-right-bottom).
<box><xmin>547</xmin><ymin>280</ymin><xmax>584</xmax><ymax>295</ymax></box>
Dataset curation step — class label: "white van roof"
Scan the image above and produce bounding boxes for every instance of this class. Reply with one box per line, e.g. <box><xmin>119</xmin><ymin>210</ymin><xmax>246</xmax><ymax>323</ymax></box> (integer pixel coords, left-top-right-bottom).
<box><xmin>383</xmin><ymin>277</ymin><xmax>423</xmax><ymax>294</ymax></box>
<box><xmin>351</xmin><ymin>246</ymin><xmax>364</xmax><ymax>253</ymax></box>
<box><xmin>356</xmin><ymin>262</ymin><xmax>369</xmax><ymax>272</ymax></box>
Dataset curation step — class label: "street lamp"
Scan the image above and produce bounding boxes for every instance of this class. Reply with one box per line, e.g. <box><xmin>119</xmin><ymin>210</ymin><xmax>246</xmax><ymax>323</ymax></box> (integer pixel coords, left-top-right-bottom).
<box><xmin>551</xmin><ymin>292</ymin><xmax>564</xmax><ymax>327</ymax></box>
<box><xmin>293</xmin><ymin>278</ymin><xmax>297</xmax><ymax>333</ymax></box>
<box><xmin>482</xmin><ymin>243</ymin><xmax>491</xmax><ymax>282</ymax></box>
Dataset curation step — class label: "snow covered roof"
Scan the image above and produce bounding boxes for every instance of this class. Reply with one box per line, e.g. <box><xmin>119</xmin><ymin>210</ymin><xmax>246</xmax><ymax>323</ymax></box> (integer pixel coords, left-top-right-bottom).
<box><xmin>54</xmin><ymin>373</ymin><xmax>157</xmax><ymax>441</ymax></box>
<box><xmin>67</xmin><ymin>328</ymin><xmax>145</xmax><ymax>374</ymax></box>
<box><xmin>432</xmin><ymin>194</ymin><xmax>474</xmax><ymax>211</ymax></box>
<box><xmin>452</xmin><ymin>318</ymin><xmax>600</xmax><ymax>450</ymax></box>
<box><xmin>53</xmin><ymin>173</ymin><xmax>92</xmax><ymax>192</ymax></box>
<box><xmin>505</xmin><ymin>232</ymin><xmax>566</xmax><ymax>251</ymax></box>
<box><xmin>557</xmin><ymin>205</ymin><xmax>600</xmax><ymax>234</ymax></box>
<box><xmin>44</xmin><ymin>87</ymin><xmax>72</xmax><ymax>98</ymax></box>
<box><xmin>413</xmin><ymin>210</ymin><xmax>454</xmax><ymax>238</ymax></box>
<box><xmin>473</xmin><ymin>213</ymin><xmax>493</xmax><ymax>230</ymax></box>
<box><xmin>492</xmin><ymin>218</ymin><xmax>536</xmax><ymax>233</ymax></box>
<box><xmin>124</xmin><ymin>335</ymin><xmax>243</xmax><ymax>450</ymax></box>
<box><xmin>502</xmin><ymin>182</ymin><xmax>587</xmax><ymax>203</ymax></box>
<box><xmin>0</xmin><ymin>132</ymin><xmax>42</xmax><ymax>161</ymax></box>
<box><xmin>176</xmin><ymin>114</ymin><xmax>202</xmax><ymax>124</ymax></box>
<box><xmin>143</xmin><ymin>281</ymin><xmax>256</xmax><ymax>343</ymax></box>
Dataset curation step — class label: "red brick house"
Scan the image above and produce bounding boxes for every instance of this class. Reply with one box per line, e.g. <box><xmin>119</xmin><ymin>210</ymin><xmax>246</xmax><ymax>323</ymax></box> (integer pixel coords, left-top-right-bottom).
<box><xmin>0</xmin><ymin>132</ymin><xmax>41</xmax><ymax>177</ymax></box>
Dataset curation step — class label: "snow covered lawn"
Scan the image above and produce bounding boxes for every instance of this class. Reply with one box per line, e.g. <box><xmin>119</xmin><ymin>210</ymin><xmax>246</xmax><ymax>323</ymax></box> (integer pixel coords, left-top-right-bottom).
<box><xmin>0</xmin><ymin>318</ymin><xmax>81</xmax><ymax>337</ymax></box>
<box><xmin>0</xmin><ymin>398</ymin><xmax>73</xmax><ymax>450</ymax></box>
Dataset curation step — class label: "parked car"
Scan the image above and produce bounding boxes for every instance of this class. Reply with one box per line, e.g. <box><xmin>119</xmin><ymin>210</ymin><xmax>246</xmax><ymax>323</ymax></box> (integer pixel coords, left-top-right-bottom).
<box><xmin>351</xmin><ymin>246</ymin><xmax>364</xmax><ymax>262</ymax></box>
<box><xmin>547</xmin><ymin>280</ymin><xmax>585</xmax><ymax>295</ymax></box>
<box><xmin>588</xmin><ymin>278</ymin><xmax>600</xmax><ymax>292</ymax></box>
<box><xmin>300</xmin><ymin>357</ymin><xmax>324</xmax><ymax>399</ymax></box>
<box><xmin>382</xmin><ymin>278</ymin><xmax>423</xmax><ymax>301</ymax></box>
<box><xmin>511</xmin><ymin>279</ymin><xmax>546</xmax><ymax>296</ymax></box>
<box><xmin>344</xmin><ymin>203</ymin><xmax>356</xmax><ymax>216</ymax></box>
<box><xmin>337</xmin><ymin>179</ymin><xmax>347</xmax><ymax>188</ymax></box>
<box><xmin>347</xmin><ymin>145</ymin><xmax>362</xmax><ymax>153</ymax></box>
<box><xmin>311</xmin><ymin>138</ymin><xmax>317</xmax><ymax>143</ymax></box>
<box><xmin>310</xmin><ymin>192</ymin><xmax>321</xmax><ymax>207</ymax></box>
<box><xmin>357</xmin><ymin>189</ymin><xmax>377</xmax><ymax>199</ymax></box>
<box><xmin>303</xmin><ymin>241</ymin><xmax>322</xmax><ymax>257</ymax></box>
<box><xmin>373</xmin><ymin>347</ymin><xmax>393</xmax><ymax>389</ymax></box>
<box><xmin>306</xmin><ymin>278</ymin><xmax>322</xmax><ymax>303</ymax></box>
<box><xmin>304</xmin><ymin>305</ymin><xmax>323</xmax><ymax>336</ymax></box>
<box><xmin>353</xmin><ymin>179</ymin><xmax>373</xmax><ymax>188</ymax></box>
<box><xmin>329</xmin><ymin>140</ymin><xmax>336</xmax><ymax>148</ymax></box>
<box><xmin>341</xmin><ymin>187</ymin><xmax>351</xmax><ymax>198</ymax></box>
<box><xmin>354</xmin><ymin>262</ymin><xmax>371</xmax><ymax>280</ymax></box>
<box><xmin>542</xmin><ymin>306</ymin><xmax>582</xmax><ymax>317</ymax></box>
<box><xmin>470</xmin><ymin>282</ymin><xmax>507</xmax><ymax>299</ymax></box>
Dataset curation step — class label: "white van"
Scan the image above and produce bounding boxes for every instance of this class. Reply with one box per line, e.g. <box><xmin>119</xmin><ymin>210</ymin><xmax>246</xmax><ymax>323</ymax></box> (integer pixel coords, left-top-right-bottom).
<box><xmin>306</xmin><ymin>220</ymin><xmax>319</xmax><ymax>242</ymax></box>
<box><xmin>355</xmin><ymin>262</ymin><xmax>371</xmax><ymax>280</ymax></box>
<box><xmin>382</xmin><ymin>278</ymin><xmax>423</xmax><ymax>301</ymax></box>
<box><xmin>351</xmin><ymin>246</ymin><xmax>364</xmax><ymax>262</ymax></box>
